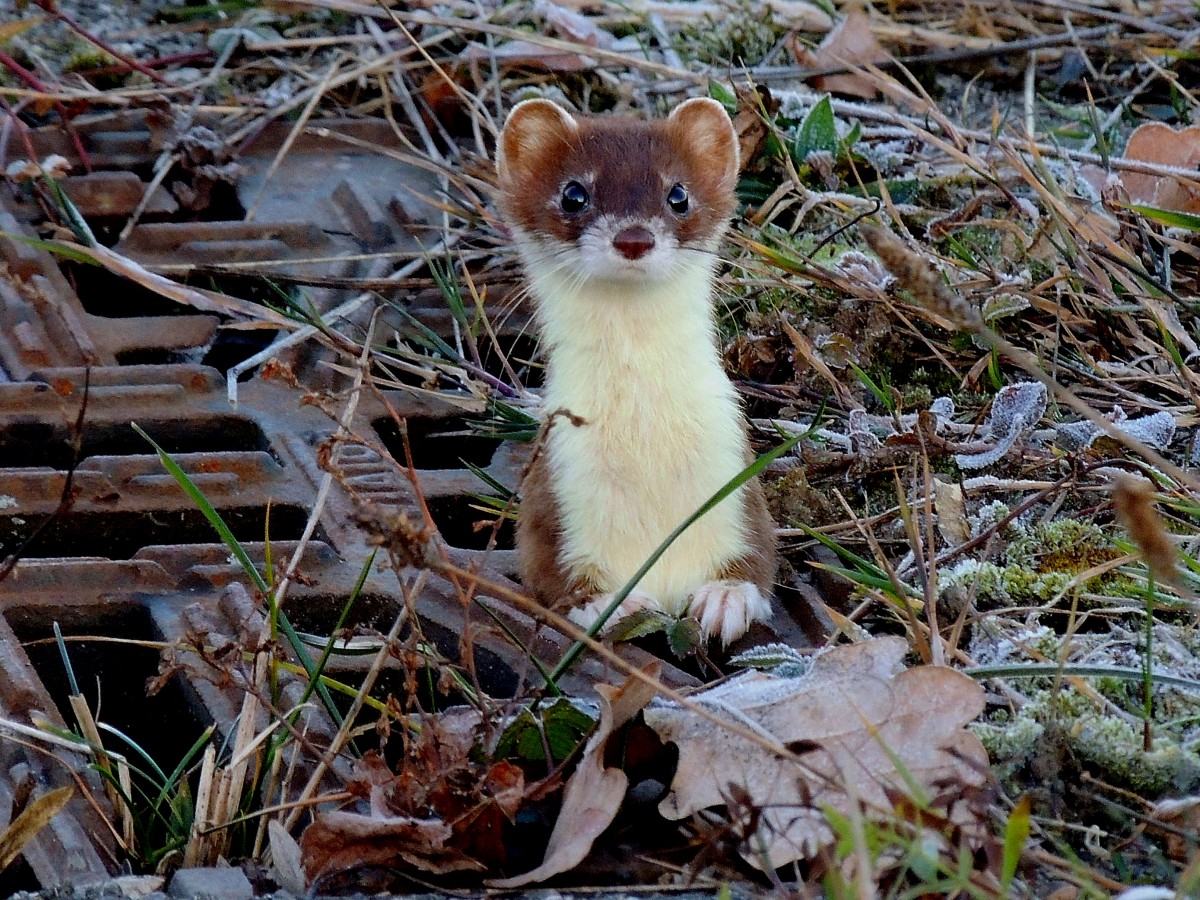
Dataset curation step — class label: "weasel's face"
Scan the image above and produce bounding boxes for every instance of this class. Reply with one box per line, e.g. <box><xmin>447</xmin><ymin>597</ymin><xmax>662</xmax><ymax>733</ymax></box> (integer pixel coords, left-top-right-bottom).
<box><xmin>497</xmin><ymin>98</ymin><xmax>740</xmax><ymax>286</ymax></box>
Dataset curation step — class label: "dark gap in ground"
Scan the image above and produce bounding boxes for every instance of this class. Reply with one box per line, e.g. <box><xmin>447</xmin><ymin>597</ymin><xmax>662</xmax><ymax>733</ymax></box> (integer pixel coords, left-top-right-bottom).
<box><xmin>64</xmin><ymin>262</ymin><xmax>194</xmax><ymax>319</ymax></box>
<box><xmin>373</xmin><ymin>416</ymin><xmax>501</xmax><ymax>470</ymax></box>
<box><xmin>284</xmin><ymin>593</ymin><xmax>399</xmax><ymax>635</ymax></box>
<box><xmin>0</xmin><ymin>417</ymin><xmax>270</xmax><ymax>470</ymax></box>
<box><xmin>200</xmin><ymin>328</ymin><xmax>279</xmax><ymax>377</ymax></box>
<box><xmin>424</xmin><ymin>495</ymin><xmax>514</xmax><ymax>551</ymax></box>
<box><xmin>478</xmin><ymin>333</ymin><xmax>542</xmax><ymax>390</ymax></box>
<box><xmin>0</xmin><ymin>855</ymin><xmax>38</xmax><ymax>896</ymax></box>
<box><xmin>0</xmin><ymin>505</ymin><xmax>310</xmax><ymax>560</ymax></box>
<box><xmin>115</xmin><ymin>348</ymin><xmax>196</xmax><ymax>367</ymax></box>
<box><xmin>7</xmin><ymin>604</ymin><xmax>212</xmax><ymax>842</ymax></box>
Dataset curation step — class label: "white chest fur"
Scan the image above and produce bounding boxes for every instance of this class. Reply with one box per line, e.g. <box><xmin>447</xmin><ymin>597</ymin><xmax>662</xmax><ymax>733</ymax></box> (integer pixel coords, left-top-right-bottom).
<box><xmin>527</xmin><ymin>254</ymin><xmax>753</xmax><ymax>614</ymax></box>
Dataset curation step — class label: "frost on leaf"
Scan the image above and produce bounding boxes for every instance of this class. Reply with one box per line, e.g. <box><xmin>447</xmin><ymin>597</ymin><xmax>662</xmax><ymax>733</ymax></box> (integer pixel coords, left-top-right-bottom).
<box><xmin>1054</xmin><ymin>407</ymin><xmax>1176</xmax><ymax>453</ymax></box>
<box><xmin>955</xmin><ymin>382</ymin><xmax>1046</xmax><ymax>470</ymax></box>
<box><xmin>644</xmin><ymin>638</ymin><xmax>988</xmax><ymax>871</ymax></box>
<box><xmin>729</xmin><ymin>642</ymin><xmax>812</xmax><ymax>676</ymax></box>
<box><xmin>981</xmin><ymin>292</ymin><xmax>1031</xmax><ymax>323</ymax></box>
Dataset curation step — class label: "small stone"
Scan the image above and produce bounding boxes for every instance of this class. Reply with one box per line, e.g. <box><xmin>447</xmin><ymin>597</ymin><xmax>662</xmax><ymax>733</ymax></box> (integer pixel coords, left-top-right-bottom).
<box><xmin>167</xmin><ymin>867</ymin><xmax>253</xmax><ymax>900</ymax></box>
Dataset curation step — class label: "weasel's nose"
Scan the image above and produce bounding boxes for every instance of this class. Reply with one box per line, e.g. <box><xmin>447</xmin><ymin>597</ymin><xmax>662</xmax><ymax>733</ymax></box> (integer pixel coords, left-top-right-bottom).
<box><xmin>612</xmin><ymin>226</ymin><xmax>655</xmax><ymax>260</ymax></box>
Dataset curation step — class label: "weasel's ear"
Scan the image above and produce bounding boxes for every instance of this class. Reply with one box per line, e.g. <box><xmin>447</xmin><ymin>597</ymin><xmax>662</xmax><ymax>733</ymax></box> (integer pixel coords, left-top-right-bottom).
<box><xmin>498</xmin><ymin>99</ymin><xmax>578</xmax><ymax>185</ymax></box>
<box><xmin>668</xmin><ymin>97</ymin><xmax>740</xmax><ymax>189</ymax></box>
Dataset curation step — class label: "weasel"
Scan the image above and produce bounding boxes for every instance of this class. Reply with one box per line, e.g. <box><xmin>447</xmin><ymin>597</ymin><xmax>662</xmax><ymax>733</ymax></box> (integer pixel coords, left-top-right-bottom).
<box><xmin>496</xmin><ymin>97</ymin><xmax>776</xmax><ymax>646</ymax></box>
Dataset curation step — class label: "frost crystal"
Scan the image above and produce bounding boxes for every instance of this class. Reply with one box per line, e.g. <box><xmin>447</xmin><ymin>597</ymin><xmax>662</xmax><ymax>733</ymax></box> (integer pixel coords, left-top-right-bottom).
<box><xmin>836</xmin><ymin>250</ymin><xmax>893</xmax><ymax>290</ymax></box>
<box><xmin>955</xmin><ymin>382</ymin><xmax>1046</xmax><ymax>470</ymax></box>
<box><xmin>1053</xmin><ymin>408</ymin><xmax>1177</xmax><ymax>452</ymax></box>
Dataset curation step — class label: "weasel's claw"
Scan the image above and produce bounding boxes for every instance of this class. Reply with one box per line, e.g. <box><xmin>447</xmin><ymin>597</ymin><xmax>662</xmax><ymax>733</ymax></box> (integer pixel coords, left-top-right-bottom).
<box><xmin>688</xmin><ymin>580</ymin><xmax>772</xmax><ymax>646</ymax></box>
<box><xmin>568</xmin><ymin>589</ymin><xmax>656</xmax><ymax>635</ymax></box>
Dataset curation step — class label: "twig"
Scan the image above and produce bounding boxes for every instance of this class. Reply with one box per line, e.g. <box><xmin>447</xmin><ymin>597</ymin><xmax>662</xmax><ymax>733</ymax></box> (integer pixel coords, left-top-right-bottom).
<box><xmin>742</xmin><ymin>23</ymin><xmax>1121</xmax><ymax>83</ymax></box>
<box><xmin>0</xmin><ymin>51</ymin><xmax>91</xmax><ymax>170</ymax></box>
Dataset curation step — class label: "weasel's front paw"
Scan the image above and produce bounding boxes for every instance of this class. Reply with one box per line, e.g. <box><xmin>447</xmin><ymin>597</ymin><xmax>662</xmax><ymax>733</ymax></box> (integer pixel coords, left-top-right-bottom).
<box><xmin>568</xmin><ymin>590</ymin><xmax>656</xmax><ymax>635</ymax></box>
<box><xmin>688</xmin><ymin>580</ymin><xmax>772</xmax><ymax>646</ymax></box>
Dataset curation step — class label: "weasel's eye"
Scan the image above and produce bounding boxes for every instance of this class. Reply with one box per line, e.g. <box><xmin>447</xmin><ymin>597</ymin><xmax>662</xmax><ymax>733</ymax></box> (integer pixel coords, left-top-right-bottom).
<box><xmin>667</xmin><ymin>183</ymin><xmax>689</xmax><ymax>214</ymax></box>
<box><xmin>560</xmin><ymin>181</ymin><xmax>589</xmax><ymax>214</ymax></box>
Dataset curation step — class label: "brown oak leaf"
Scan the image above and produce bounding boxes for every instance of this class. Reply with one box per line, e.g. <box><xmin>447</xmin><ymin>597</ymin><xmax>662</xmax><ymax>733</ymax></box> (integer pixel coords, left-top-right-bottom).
<box><xmin>644</xmin><ymin>637</ymin><xmax>988</xmax><ymax>871</ymax></box>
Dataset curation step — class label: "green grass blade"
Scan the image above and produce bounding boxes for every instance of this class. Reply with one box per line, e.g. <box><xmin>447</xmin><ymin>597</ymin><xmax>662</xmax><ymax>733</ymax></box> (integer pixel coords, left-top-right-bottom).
<box><xmin>132</xmin><ymin>423</ymin><xmax>343</xmax><ymax>728</ymax></box>
<box><xmin>548</xmin><ymin>431</ymin><xmax>805</xmax><ymax>683</ymax></box>
<box><xmin>52</xmin><ymin>622</ymin><xmax>81</xmax><ymax>697</ymax></box>
<box><xmin>132</xmin><ymin>424</ymin><xmax>270</xmax><ymax>594</ymax></box>
<box><xmin>966</xmin><ymin>662</ymin><xmax>1200</xmax><ymax>691</ymax></box>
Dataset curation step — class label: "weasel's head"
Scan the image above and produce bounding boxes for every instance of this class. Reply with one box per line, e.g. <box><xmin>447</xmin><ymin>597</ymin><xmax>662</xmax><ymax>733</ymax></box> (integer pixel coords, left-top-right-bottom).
<box><xmin>496</xmin><ymin>98</ymin><xmax>739</xmax><ymax>286</ymax></box>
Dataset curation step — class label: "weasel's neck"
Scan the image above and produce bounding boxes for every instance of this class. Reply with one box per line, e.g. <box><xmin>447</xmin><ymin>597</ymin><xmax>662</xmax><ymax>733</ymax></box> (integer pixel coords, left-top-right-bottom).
<box><xmin>526</xmin><ymin>255</ymin><xmax>727</xmax><ymax>406</ymax></box>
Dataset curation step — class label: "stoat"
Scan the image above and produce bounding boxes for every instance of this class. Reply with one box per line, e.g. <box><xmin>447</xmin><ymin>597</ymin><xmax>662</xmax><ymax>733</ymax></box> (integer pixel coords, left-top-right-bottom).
<box><xmin>496</xmin><ymin>97</ymin><xmax>776</xmax><ymax>646</ymax></box>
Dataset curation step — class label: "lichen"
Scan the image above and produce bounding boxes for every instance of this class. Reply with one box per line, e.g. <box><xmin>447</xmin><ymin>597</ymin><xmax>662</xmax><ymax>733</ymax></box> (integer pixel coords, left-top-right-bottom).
<box><xmin>972</xmin><ymin>715</ymin><xmax>1044</xmax><ymax>766</ymax></box>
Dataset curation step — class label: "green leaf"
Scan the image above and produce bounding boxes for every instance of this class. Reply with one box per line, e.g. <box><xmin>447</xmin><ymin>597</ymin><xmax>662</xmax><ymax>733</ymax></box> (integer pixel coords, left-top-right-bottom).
<box><xmin>607</xmin><ymin>608</ymin><xmax>674</xmax><ymax>642</ymax></box>
<box><xmin>1123</xmin><ymin>203</ymin><xmax>1200</xmax><ymax>231</ymax></box>
<box><xmin>666</xmin><ymin>616</ymin><xmax>702</xmax><ymax>658</ymax></box>
<box><xmin>707</xmin><ymin>80</ymin><xmax>738</xmax><ymax>112</ymax></box>
<box><xmin>494</xmin><ymin>699</ymin><xmax>595</xmax><ymax>763</ymax></box>
<box><xmin>838</xmin><ymin>120</ymin><xmax>862</xmax><ymax>157</ymax></box>
<box><xmin>792</xmin><ymin>95</ymin><xmax>838</xmax><ymax>163</ymax></box>
<box><xmin>729</xmin><ymin>642</ymin><xmax>808</xmax><ymax>671</ymax></box>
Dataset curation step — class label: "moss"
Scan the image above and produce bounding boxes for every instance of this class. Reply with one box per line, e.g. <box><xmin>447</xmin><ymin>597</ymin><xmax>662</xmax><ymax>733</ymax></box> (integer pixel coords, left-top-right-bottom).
<box><xmin>939</xmin><ymin>558</ymin><xmax>1073</xmax><ymax>609</ymax></box>
<box><xmin>972</xmin><ymin>715</ymin><xmax>1044</xmax><ymax>765</ymax></box>
<box><xmin>1022</xmin><ymin>688</ymin><xmax>1200</xmax><ymax>794</ymax></box>
<box><xmin>678</xmin><ymin>0</ymin><xmax>783</xmax><ymax>67</ymax></box>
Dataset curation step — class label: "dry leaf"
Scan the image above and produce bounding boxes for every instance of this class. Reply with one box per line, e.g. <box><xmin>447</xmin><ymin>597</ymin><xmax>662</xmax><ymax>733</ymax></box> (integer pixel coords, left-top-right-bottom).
<box><xmin>932</xmin><ymin>478</ymin><xmax>971</xmax><ymax>547</ymax></box>
<box><xmin>0</xmin><ymin>786</ymin><xmax>74</xmax><ymax>873</ymax></box>
<box><xmin>299</xmin><ymin>711</ymin><xmax>524</xmax><ymax>884</ymax></box>
<box><xmin>299</xmin><ymin>810</ymin><xmax>478</xmax><ymax>884</ymax></box>
<box><xmin>1148</xmin><ymin>796</ymin><xmax>1200</xmax><ymax>862</ymax></box>
<box><xmin>1119</xmin><ymin>123</ymin><xmax>1200</xmax><ymax>214</ymax></box>
<box><xmin>268</xmin><ymin>820</ymin><xmax>306</xmax><ymax>895</ymax></box>
<box><xmin>789</xmin><ymin>10</ymin><xmax>892</xmax><ymax>100</ymax></box>
<box><xmin>488</xmin><ymin>664</ymin><xmax>660</xmax><ymax>888</ymax></box>
<box><xmin>644</xmin><ymin>638</ymin><xmax>987</xmax><ymax>871</ymax></box>
<box><xmin>732</xmin><ymin>85</ymin><xmax>778</xmax><ymax>170</ymax></box>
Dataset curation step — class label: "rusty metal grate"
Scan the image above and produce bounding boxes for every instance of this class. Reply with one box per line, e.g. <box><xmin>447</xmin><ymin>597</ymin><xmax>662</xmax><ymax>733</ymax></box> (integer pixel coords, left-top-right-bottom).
<box><xmin>0</xmin><ymin>114</ymin><xmax>684</xmax><ymax>892</ymax></box>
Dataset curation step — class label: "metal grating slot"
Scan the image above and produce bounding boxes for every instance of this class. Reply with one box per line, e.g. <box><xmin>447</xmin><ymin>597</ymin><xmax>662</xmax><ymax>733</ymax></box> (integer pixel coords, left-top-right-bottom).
<box><xmin>7</xmin><ymin>605</ymin><xmax>214</xmax><ymax>797</ymax></box>
<box><xmin>424</xmin><ymin>494</ymin><xmax>515</xmax><ymax>552</ymax></box>
<box><xmin>0</xmin><ymin>418</ymin><xmax>270</xmax><ymax>469</ymax></box>
<box><xmin>373</xmin><ymin>415</ymin><xmax>503</xmax><ymax>470</ymax></box>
